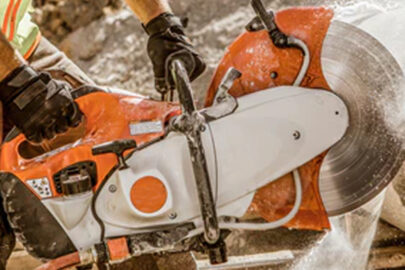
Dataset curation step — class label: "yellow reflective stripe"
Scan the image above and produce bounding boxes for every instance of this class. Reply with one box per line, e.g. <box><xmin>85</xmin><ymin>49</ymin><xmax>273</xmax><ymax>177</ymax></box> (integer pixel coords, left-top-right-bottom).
<box><xmin>23</xmin><ymin>30</ymin><xmax>40</xmax><ymax>59</ymax></box>
<box><xmin>1</xmin><ymin>0</ymin><xmax>14</xmax><ymax>38</ymax></box>
<box><xmin>1</xmin><ymin>0</ymin><xmax>39</xmax><ymax>57</ymax></box>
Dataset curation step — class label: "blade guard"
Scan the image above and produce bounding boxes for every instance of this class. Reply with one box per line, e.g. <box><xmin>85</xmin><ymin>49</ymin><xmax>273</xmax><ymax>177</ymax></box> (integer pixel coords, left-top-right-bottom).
<box><xmin>0</xmin><ymin>91</ymin><xmax>181</xmax><ymax>198</ymax></box>
<box><xmin>205</xmin><ymin>7</ymin><xmax>334</xmax><ymax>231</ymax></box>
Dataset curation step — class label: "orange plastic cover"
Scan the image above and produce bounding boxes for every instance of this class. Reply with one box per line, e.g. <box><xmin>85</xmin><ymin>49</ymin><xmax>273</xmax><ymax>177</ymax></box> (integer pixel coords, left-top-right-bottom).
<box><xmin>205</xmin><ymin>7</ymin><xmax>334</xmax><ymax>231</ymax></box>
<box><xmin>107</xmin><ymin>237</ymin><xmax>130</xmax><ymax>261</ymax></box>
<box><xmin>130</xmin><ymin>176</ymin><xmax>168</xmax><ymax>214</ymax></box>
<box><xmin>0</xmin><ymin>92</ymin><xmax>181</xmax><ymax>198</ymax></box>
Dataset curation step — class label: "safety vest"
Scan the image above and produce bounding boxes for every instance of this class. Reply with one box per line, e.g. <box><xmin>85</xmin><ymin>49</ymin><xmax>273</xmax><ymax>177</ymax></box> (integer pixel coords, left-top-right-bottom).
<box><xmin>0</xmin><ymin>0</ymin><xmax>40</xmax><ymax>59</ymax></box>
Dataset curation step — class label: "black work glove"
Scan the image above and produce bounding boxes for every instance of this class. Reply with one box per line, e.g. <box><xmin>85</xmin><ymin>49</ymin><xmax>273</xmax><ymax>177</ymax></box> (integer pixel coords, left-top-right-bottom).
<box><xmin>0</xmin><ymin>66</ymin><xmax>83</xmax><ymax>143</ymax></box>
<box><xmin>145</xmin><ymin>13</ymin><xmax>206</xmax><ymax>94</ymax></box>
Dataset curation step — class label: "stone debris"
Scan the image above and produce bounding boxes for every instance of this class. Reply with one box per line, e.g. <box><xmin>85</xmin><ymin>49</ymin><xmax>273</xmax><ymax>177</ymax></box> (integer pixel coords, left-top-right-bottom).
<box><xmin>32</xmin><ymin>0</ymin><xmax>122</xmax><ymax>44</ymax></box>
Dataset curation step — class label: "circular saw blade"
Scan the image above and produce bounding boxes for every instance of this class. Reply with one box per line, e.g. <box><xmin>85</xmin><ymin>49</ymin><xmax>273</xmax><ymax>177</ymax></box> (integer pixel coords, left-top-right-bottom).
<box><xmin>319</xmin><ymin>21</ymin><xmax>405</xmax><ymax>216</ymax></box>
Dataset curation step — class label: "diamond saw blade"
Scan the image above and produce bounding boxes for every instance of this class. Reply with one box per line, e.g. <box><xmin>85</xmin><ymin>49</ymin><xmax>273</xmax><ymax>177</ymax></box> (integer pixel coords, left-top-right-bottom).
<box><xmin>319</xmin><ymin>21</ymin><xmax>405</xmax><ymax>216</ymax></box>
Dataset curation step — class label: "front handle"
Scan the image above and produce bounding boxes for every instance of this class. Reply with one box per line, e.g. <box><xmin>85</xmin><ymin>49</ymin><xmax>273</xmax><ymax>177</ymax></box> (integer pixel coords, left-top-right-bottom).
<box><xmin>170</xmin><ymin>59</ymin><xmax>197</xmax><ymax>115</ymax></box>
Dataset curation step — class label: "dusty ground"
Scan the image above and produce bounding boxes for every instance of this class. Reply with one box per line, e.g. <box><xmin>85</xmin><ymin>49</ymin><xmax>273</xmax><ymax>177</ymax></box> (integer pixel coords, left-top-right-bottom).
<box><xmin>6</xmin><ymin>0</ymin><xmax>405</xmax><ymax>269</ymax></box>
<box><xmin>7</xmin><ymin>221</ymin><xmax>405</xmax><ymax>270</ymax></box>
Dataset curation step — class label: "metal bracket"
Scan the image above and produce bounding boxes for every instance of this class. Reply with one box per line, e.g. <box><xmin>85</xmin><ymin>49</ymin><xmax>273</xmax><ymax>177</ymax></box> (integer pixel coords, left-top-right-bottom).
<box><xmin>203</xmin><ymin>68</ymin><xmax>241</xmax><ymax>120</ymax></box>
<box><xmin>213</xmin><ymin>68</ymin><xmax>241</xmax><ymax>106</ymax></box>
<box><xmin>248</xmin><ymin>0</ymin><xmax>289</xmax><ymax>48</ymax></box>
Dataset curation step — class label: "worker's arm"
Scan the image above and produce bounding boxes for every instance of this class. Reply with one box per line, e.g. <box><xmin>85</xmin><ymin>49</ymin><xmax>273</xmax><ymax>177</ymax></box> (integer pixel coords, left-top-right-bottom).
<box><xmin>124</xmin><ymin>0</ymin><xmax>206</xmax><ymax>96</ymax></box>
<box><xmin>0</xmin><ymin>34</ymin><xmax>24</xmax><ymax>82</ymax></box>
<box><xmin>124</xmin><ymin>0</ymin><xmax>171</xmax><ymax>24</ymax></box>
<box><xmin>0</xmin><ymin>32</ymin><xmax>82</xmax><ymax>142</ymax></box>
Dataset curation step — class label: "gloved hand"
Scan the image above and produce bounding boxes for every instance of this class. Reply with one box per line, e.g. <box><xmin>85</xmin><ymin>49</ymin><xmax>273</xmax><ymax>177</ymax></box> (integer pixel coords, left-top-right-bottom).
<box><xmin>0</xmin><ymin>66</ymin><xmax>83</xmax><ymax>143</ymax></box>
<box><xmin>145</xmin><ymin>13</ymin><xmax>206</xmax><ymax>95</ymax></box>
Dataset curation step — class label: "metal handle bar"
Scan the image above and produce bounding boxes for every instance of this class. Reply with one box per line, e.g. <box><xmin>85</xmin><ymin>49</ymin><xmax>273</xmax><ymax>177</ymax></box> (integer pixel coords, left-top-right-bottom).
<box><xmin>170</xmin><ymin>59</ymin><xmax>196</xmax><ymax>115</ymax></box>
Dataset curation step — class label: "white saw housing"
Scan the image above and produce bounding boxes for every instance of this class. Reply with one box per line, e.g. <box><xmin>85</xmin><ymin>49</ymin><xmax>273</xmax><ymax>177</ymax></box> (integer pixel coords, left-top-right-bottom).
<box><xmin>43</xmin><ymin>86</ymin><xmax>349</xmax><ymax>250</ymax></box>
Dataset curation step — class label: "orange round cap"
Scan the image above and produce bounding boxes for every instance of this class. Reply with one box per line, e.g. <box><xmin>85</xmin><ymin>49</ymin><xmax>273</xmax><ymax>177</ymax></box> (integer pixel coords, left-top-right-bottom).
<box><xmin>130</xmin><ymin>176</ymin><xmax>168</xmax><ymax>214</ymax></box>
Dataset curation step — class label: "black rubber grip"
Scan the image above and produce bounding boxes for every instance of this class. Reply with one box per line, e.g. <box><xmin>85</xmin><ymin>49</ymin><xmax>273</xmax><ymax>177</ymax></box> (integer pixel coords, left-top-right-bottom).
<box><xmin>92</xmin><ymin>139</ymin><xmax>137</xmax><ymax>156</ymax></box>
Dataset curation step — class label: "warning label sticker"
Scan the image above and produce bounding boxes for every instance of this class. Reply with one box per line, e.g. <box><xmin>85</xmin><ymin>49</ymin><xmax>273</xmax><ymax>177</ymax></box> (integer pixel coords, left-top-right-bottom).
<box><xmin>26</xmin><ymin>177</ymin><xmax>52</xmax><ymax>199</ymax></box>
<box><xmin>129</xmin><ymin>121</ymin><xmax>163</xmax><ymax>136</ymax></box>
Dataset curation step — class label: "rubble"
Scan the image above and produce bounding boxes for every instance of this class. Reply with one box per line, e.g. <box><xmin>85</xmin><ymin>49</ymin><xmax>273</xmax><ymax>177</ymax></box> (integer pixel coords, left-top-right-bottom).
<box><xmin>32</xmin><ymin>0</ymin><xmax>122</xmax><ymax>44</ymax></box>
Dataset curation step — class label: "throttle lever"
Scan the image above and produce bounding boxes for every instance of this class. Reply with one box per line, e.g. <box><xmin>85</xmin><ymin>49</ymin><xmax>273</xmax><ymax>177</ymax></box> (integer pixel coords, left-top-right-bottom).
<box><xmin>92</xmin><ymin>139</ymin><xmax>137</xmax><ymax>170</ymax></box>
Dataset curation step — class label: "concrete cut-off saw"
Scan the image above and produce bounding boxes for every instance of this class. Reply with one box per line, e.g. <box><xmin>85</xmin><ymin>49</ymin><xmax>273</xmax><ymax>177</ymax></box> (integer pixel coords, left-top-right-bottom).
<box><xmin>0</xmin><ymin>0</ymin><xmax>403</xmax><ymax>269</ymax></box>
